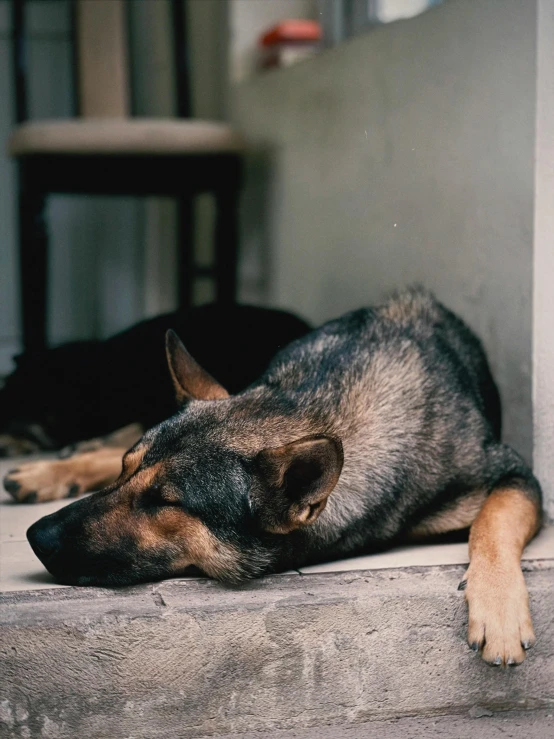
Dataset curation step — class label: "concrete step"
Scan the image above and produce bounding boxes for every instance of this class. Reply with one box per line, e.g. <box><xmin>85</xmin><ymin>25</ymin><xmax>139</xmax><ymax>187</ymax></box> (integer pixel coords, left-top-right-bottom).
<box><xmin>1</xmin><ymin>563</ymin><xmax>553</xmax><ymax>738</ymax></box>
<box><xmin>206</xmin><ymin>710</ymin><xmax>554</xmax><ymax>739</ymax></box>
<box><xmin>2</xmin><ymin>459</ymin><xmax>553</xmax><ymax>738</ymax></box>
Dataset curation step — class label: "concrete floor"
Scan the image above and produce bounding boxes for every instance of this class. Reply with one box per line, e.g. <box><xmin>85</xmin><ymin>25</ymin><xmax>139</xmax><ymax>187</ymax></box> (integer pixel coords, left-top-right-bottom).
<box><xmin>2</xmin><ymin>455</ymin><xmax>553</xmax><ymax>592</ymax></box>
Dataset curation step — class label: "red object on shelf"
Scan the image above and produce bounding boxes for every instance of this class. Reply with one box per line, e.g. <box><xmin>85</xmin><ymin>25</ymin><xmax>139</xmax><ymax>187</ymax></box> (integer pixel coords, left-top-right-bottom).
<box><xmin>259</xmin><ymin>20</ymin><xmax>322</xmax><ymax>47</ymax></box>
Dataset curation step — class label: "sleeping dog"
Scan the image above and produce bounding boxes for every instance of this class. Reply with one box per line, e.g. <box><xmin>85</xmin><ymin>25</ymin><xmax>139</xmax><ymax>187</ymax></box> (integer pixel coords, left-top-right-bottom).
<box><xmin>0</xmin><ymin>303</ymin><xmax>311</xmax><ymax>458</ymax></box>
<box><xmin>6</xmin><ymin>289</ymin><xmax>543</xmax><ymax>667</ymax></box>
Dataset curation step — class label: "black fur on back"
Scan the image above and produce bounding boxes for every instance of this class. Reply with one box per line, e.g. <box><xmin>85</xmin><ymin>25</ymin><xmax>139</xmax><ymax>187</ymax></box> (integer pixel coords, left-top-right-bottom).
<box><xmin>0</xmin><ymin>304</ymin><xmax>311</xmax><ymax>450</ymax></box>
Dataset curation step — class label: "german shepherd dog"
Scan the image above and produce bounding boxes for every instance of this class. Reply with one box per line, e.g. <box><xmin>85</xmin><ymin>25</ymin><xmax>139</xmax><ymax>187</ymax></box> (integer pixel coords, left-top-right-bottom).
<box><xmin>7</xmin><ymin>289</ymin><xmax>543</xmax><ymax>667</ymax></box>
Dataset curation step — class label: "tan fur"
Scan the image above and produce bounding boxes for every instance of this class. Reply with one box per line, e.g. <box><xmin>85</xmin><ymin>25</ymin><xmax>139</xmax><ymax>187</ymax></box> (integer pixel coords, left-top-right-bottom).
<box><xmin>0</xmin><ymin>434</ymin><xmax>41</xmax><ymax>456</ymax></box>
<box><xmin>120</xmin><ymin>445</ymin><xmax>147</xmax><ymax>479</ymax></box>
<box><xmin>166</xmin><ymin>330</ymin><xmax>229</xmax><ymax>403</ymax></box>
<box><xmin>409</xmin><ymin>490</ymin><xmax>487</xmax><ymax>537</ymax></box>
<box><xmin>74</xmin><ymin>460</ymin><xmax>244</xmax><ymax>581</ymax></box>
<box><xmin>104</xmin><ymin>423</ymin><xmax>144</xmax><ymax>448</ymax></box>
<box><xmin>3</xmin><ymin>424</ymin><xmax>144</xmax><ymax>503</ymax></box>
<box><xmin>379</xmin><ymin>302</ymin><xmax>412</xmax><ymax>323</ymax></box>
<box><xmin>64</xmin><ymin>423</ymin><xmax>144</xmax><ymax>456</ymax></box>
<box><xmin>4</xmin><ymin>447</ymin><xmax>126</xmax><ymax>502</ymax></box>
<box><xmin>378</xmin><ymin>289</ymin><xmax>439</xmax><ymax>325</ymax></box>
<box><xmin>138</xmin><ymin>509</ymin><xmax>242</xmax><ymax>580</ymax></box>
<box><xmin>461</xmin><ymin>488</ymin><xmax>541</xmax><ymax>666</ymax></box>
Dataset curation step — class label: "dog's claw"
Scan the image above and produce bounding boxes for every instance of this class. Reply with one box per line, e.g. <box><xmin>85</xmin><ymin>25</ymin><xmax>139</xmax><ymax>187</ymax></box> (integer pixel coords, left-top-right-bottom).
<box><xmin>4</xmin><ymin>475</ymin><xmax>21</xmax><ymax>497</ymax></box>
<box><xmin>68</xmin><ymin>484</ymin><xmax>81</xmax><ymax>498</ymax></box>
<box><xmin>457</xmin><ymin>579</ymin><xmax>468</xmax><ymax>591</ymax></box>
<box><xmin>470</xmin><ymin>641</ymin><xmax>480</xmax><ymax>652</ymax></box>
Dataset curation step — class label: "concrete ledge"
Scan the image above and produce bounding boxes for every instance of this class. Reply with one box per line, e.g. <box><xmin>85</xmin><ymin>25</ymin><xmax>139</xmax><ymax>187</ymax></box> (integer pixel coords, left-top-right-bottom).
<box><xmin>1</xmin><ymin>564</ymin><xmax>553</xmax><ymax>738</ymax></box>
<box><xmin>206</xmin><ymin>710</ymin><xmax>554</xmax><ymax>739</ymax></box>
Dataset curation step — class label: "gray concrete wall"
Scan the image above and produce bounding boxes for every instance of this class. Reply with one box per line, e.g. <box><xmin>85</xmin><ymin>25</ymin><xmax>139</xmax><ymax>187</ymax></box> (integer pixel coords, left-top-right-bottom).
<box><xmin>232</xmin><ymin>0</ymin><xmax>537</xmax><ymax>461</ymax></box>
<box><xmin>533</xmin><ymin>0</ymin><xmax>554</xmax><ymax>519</ymax></box>
<box><xmin>1</xmin><ymin>566</ymin><xmax>552</xmax><ymax>738</ymax></box>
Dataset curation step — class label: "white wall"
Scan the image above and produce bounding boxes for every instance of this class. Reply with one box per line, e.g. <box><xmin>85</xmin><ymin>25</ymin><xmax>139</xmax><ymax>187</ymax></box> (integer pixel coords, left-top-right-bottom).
<box><xmin>232</xmin><ymin>0</ymin><xmax>537</xmax><ymax>460</ymax></box>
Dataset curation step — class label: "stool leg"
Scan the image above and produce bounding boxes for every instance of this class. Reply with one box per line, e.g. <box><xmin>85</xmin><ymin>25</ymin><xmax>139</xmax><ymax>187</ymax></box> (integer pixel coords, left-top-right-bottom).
<box><xmin>177</xmin><ymin>195</ymin><xmax>195</xmax><ymax>312</ymax></box>
<box><xmin>214</xmin><ymin>188</ymin><xmax>239</xmax><ymax>304</ymax></box>
<box><xmin>18</xmin><ymin>185</ymin><xmax>49</xmax><ymax>352</ymax></box>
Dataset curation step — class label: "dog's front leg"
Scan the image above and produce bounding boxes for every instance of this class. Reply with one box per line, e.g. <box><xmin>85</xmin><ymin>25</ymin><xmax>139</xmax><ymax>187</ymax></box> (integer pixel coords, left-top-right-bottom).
<box><xmin>58</xmin><ymin>423</ymin><xmax>144</xmax><ymax>458</ymax></box>
<box><xmin>460</xmin><ymin>482</ymin><xmax>541</xmax><ymax>666</ymax></box>
<box><xmin>3</xmin><ymin>447</ymin><xmax>128</xmax><ymax>503</ymax></box>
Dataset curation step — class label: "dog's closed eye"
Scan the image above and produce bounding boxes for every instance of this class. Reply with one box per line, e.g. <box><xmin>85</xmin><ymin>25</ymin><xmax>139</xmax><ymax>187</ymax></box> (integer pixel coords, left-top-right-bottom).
<box><xmin>141</xmin><ymin>485</ymin><xmax>182</xmax><ymax>509</ymax></box>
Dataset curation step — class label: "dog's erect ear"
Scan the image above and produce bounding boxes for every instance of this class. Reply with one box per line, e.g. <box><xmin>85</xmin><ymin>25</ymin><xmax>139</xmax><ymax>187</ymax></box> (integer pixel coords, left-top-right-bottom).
<box><xmin>165</xmin><ymin>330</ymin><xmax>229</xmax><ymax>404</ymax></box>
<box><xmin>252</xmin><ymin>435</ymin><xmax>344</xmax><ymax>534</ymax></box>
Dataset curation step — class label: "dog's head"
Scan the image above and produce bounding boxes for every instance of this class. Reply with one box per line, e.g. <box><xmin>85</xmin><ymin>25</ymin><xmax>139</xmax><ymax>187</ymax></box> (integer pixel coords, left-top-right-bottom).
<box><xmin>27</xmin><ymin>332</ymin><xmax>343</xmax><ymax>586</ymax></box>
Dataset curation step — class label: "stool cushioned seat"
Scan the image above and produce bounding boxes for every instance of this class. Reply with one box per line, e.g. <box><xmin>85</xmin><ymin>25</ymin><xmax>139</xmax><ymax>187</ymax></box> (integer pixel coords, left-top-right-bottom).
<box><xmin>9</xmin><ymin>119</ymin><xmax>246</xmax><ymax>156</ymax></box>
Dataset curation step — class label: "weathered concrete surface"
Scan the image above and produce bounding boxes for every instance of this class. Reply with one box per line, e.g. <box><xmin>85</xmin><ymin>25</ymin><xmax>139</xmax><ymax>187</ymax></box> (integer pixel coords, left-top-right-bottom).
<box><xmin>1</xmin><ymin>565</ymin><xmax>553</xmax><ymax>738</ymax></box>
<box><xmin>209</xmin><ymin>709</ymin><xmax>554</xmax><ymax>739</ymax></box>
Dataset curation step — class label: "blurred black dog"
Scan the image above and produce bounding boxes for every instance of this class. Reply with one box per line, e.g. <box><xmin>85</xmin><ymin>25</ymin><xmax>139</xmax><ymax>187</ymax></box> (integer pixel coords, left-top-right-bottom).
<box><xmin>0</xmin><ymin>304</ymin><xmax>311</xmax><ymax>457</ymax></box>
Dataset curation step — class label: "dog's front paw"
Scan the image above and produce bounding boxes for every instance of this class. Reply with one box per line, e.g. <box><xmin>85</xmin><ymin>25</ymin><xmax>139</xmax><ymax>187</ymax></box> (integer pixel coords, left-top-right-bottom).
<box><xmin>3</xmin><ymin>461</ymin><xmax>82</xmax><ymax>503</ymax></box>
<box><xmin>460</xmin><ymin>561</ymin><xmax>535</xmax><ymax>666</ymax></box>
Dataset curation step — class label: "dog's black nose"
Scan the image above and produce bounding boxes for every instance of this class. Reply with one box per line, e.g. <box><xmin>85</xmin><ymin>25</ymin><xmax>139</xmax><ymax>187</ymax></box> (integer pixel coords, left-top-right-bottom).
<box><xmin>27</xmin><ymin>518</ymin><xmax>62</xmax><ymax>562</ymax></box>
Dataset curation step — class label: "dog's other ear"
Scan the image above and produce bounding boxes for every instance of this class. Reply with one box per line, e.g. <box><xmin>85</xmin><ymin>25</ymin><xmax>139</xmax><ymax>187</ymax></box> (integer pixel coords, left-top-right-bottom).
<box><xmin>252</xmin><ymin>435</ymin><xmax>343</xmax><ymax>534</ymax></box>
<box><xmin>165</xmin><ymin>329</ymin><xmax>229</xmax><ymax>404</ymax></box>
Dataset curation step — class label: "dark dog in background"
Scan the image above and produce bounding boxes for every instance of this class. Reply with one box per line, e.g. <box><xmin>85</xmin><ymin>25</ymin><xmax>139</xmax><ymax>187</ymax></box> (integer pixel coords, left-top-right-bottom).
<box><xmin>14</xmin><ymin>288</ymin><xmax>542</xmax><ymax>667</ymax></box>
<box><xmin>0</xmin><ymin>303</ymin><xmax>311</xmax><ymax>458</ymax></box>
